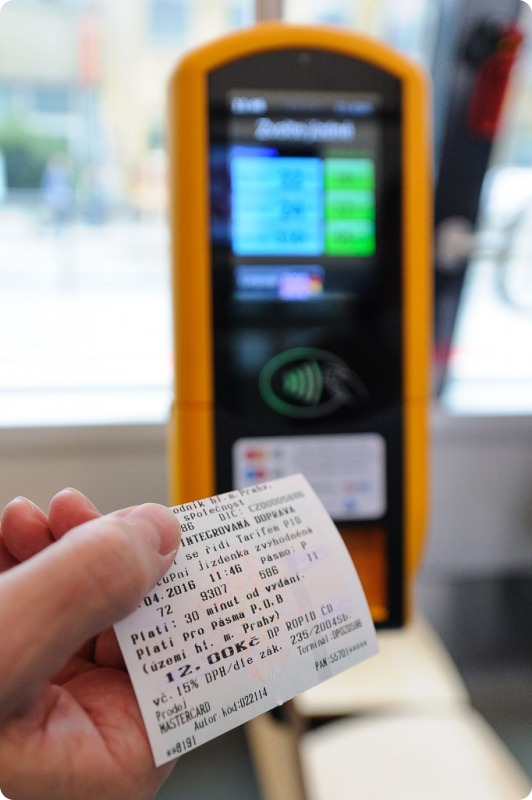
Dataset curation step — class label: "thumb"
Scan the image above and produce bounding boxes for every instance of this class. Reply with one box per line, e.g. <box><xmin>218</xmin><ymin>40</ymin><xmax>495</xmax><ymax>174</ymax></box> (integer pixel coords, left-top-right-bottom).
<box><xmin>0</xmin><ymin>504</ymin><xmax>180</xmax><ymax>723</ymax></box>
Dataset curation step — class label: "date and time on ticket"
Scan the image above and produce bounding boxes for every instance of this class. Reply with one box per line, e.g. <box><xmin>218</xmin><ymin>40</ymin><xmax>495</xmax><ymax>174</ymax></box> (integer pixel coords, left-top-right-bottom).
<box><xmin>115</xmin><ymin>473</ymin><xmax>379</xmax><ymax>767</ymax></box>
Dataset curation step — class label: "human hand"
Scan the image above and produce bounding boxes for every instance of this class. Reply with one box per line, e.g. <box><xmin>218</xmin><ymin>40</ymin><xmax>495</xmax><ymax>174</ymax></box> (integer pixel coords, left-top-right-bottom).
<box><xmin>0</xmin><ymin>489</ymin><xmax>181</xmax><ymax>800</ymax></box>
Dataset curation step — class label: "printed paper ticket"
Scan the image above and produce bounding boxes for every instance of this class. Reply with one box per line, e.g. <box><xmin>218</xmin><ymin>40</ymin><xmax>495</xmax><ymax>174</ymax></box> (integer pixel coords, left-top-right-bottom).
<box><xmin>115</xmin><ymin>474</ymin><xmax>378</xmax><ymax>766</ymax></box>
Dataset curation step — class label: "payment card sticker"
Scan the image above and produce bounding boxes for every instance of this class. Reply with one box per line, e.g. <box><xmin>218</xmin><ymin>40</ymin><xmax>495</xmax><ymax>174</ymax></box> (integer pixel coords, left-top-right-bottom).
<box><xmin>114</xmin><ymin>474</ymin><xmax>378</xmax><ymax>766</ymax></box>
<box><xmin>233</xmin><ymin>433</ymin><xmax>386</xmax><ymax>520</ymax></box>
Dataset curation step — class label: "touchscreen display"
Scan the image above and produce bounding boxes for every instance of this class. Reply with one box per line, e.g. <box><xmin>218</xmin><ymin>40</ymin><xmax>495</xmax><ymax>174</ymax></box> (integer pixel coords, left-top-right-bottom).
<box><xmin>210</xmin><ymin>89</ymin><xmax>381</xmax><ymax>302</ymax></box>
<box><xmin>230</xmin><ymin>147</ymin><xmax>376</xmax><ymax>258</ymax></box>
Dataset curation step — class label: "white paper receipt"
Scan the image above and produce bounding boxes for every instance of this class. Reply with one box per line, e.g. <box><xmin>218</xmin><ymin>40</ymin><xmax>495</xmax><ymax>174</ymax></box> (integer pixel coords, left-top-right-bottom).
<box><xmin>115</xmin><ymin>474</ymin><xmax>378</xmax><ymax>766</ymax></box>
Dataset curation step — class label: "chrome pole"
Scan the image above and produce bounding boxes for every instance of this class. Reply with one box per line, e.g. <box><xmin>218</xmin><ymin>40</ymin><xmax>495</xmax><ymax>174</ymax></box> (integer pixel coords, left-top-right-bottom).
<box><xmin>255</xmin><ymin>0</ymin><xmax>283</xmax><ymax>22</ymax></box>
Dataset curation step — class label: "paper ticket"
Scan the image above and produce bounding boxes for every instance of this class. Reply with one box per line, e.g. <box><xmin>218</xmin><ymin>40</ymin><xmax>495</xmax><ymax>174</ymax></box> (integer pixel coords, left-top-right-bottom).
<box><xmin>115</xmin><ymin>474</ymin><xmax>378</xmax><ymax>766</ymax></box>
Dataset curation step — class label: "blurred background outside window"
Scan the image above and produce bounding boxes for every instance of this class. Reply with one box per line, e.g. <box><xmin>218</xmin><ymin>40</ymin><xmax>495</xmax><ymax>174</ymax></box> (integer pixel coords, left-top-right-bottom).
<box><xmin>440</xmin><ymin>3</ymin><xmax>532</xmax><ymax>414</ymax></box>
<box><xmin>0</xmin><ymin>0</ymin><xmax>531</xmax><ymax>426</ymax></box>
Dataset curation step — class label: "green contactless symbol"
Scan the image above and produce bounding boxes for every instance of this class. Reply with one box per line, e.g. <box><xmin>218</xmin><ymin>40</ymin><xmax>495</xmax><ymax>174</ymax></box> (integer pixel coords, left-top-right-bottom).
<box><xmin>282</xmin><ymin>360</ymin><xmax>324</xmax><ymax>406</ymax></box>
<box><xmin>259</xmin><ymin>347</ymin><xmax>368</xmax><ymax>419</ymax></box>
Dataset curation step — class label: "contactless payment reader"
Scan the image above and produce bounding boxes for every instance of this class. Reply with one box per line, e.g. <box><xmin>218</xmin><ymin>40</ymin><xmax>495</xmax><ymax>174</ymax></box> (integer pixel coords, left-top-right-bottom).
<box><xmin>168</xmin><ymin>23</ymin><xmax>431</xmax><ymax>627</ymax></box>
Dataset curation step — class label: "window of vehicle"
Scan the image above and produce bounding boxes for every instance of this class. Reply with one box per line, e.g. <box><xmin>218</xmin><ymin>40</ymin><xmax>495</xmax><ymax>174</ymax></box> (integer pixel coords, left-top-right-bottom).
<box><xmin>4</xmin><ymin>0</ymin><xmax>527</xmax><ymax>427</ymax></box>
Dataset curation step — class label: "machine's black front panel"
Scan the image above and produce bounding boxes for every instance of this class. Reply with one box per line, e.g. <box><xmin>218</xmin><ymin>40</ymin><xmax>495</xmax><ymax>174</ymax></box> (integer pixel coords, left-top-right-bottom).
<box><xmin>207</xmin><ymin>47</ymin><xmax>404</xmax><ymax>625</ymax></box>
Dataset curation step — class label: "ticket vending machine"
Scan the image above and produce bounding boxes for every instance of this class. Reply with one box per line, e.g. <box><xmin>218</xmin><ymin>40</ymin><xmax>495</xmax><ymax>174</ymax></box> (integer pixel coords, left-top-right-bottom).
<box><xmin>168</xmin><ymin>23</ymin><xmax>431</xmax><ymax>627</ymax></box>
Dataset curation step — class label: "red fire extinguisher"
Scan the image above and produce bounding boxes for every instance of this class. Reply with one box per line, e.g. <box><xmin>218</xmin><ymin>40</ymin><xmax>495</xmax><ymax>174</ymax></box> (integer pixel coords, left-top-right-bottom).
<box><xmin>467</xmin><ymin>23</ymin><xmax>523</xmax><ymax>140</ymax></box>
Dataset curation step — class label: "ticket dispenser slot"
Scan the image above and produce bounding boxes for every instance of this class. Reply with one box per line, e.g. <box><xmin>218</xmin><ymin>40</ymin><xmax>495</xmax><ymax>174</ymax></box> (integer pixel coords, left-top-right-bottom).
<box><xmin>168</xmin><ymin>23</ymin><xmax>431</xmax><ymax>627</ymax></box>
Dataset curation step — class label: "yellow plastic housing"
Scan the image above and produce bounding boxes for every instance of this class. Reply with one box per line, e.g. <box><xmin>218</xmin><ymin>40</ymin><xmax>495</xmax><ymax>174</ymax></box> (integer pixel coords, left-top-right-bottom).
<box><xmin>168</xmin><ymin>22</ymin><xmax>432</xmax><ymax>622</ymax></box>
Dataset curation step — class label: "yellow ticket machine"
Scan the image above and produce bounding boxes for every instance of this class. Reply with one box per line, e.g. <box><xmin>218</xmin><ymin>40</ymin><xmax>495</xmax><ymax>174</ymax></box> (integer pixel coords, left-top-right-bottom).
<box><xmin>168</xmin><ymin>23</ymin><xmax>431</xmax><ymax>627</ymax></box>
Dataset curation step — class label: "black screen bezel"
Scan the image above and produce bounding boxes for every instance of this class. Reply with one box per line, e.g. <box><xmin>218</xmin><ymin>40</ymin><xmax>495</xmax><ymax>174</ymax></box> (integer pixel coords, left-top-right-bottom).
<box><xmin>207</xmin><ymin>47</ymin><xmax>405</xmax><ymax>627</ymax></box>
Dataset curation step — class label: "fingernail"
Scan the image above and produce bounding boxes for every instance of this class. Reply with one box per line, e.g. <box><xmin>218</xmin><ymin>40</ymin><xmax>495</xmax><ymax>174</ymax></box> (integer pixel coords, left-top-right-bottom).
<box><xmin>123</xmin><ymin>504</ymin><xmax>180</xmax><ymax>557</ymax></box>
<box><xmin>62</xmin><ymin>488</ymin><xmax>100</xmax><ymax>515</ymax></box>
<box><xmin>6</xmin><ymin>496</ymin><xmax>44</xmax><ymax>522</ymax></box>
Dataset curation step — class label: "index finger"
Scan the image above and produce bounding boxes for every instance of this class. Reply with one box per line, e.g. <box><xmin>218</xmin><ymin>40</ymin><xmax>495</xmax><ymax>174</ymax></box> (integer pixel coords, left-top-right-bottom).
<box><xmin>0</xmin><ymin>497</ymin><xmax>53</xmax><ymax>568</ymax></box>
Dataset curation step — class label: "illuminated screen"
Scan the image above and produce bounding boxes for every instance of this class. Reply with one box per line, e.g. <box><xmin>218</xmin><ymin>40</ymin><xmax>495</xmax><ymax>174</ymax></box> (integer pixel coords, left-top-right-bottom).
<box><xmin>231</xmin><ymin>149</ymin><xmax>376</xmax><ymax>258</ymax></box>
<box><xmin>209</xmin><ymin>88</ymin><xmax>382</xmax><ymax>302</ymax></box>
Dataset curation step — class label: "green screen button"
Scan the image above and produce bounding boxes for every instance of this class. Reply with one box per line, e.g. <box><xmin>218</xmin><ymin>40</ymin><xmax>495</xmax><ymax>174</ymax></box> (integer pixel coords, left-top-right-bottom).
<box><xmin>325</xmin><ymin>219</ymin><xmax>375</xmax><ymax>256</ymax></box>
<box><xmin>324</xmin><ymin>158</ymin><xmax>375</xmax><ymax>191</ymax></box>
<box><xmin>325</xmin><ymin>189</ymin><xmax>375</xmax><ymax>220</ymax></box>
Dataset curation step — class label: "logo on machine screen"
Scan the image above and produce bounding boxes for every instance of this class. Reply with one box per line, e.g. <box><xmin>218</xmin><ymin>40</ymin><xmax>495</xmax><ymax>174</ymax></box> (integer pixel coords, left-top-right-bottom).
<box><xmin>259</xmin><ymin>347</ymin><xmax>368</xmax><ymax>419</ymax></box>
